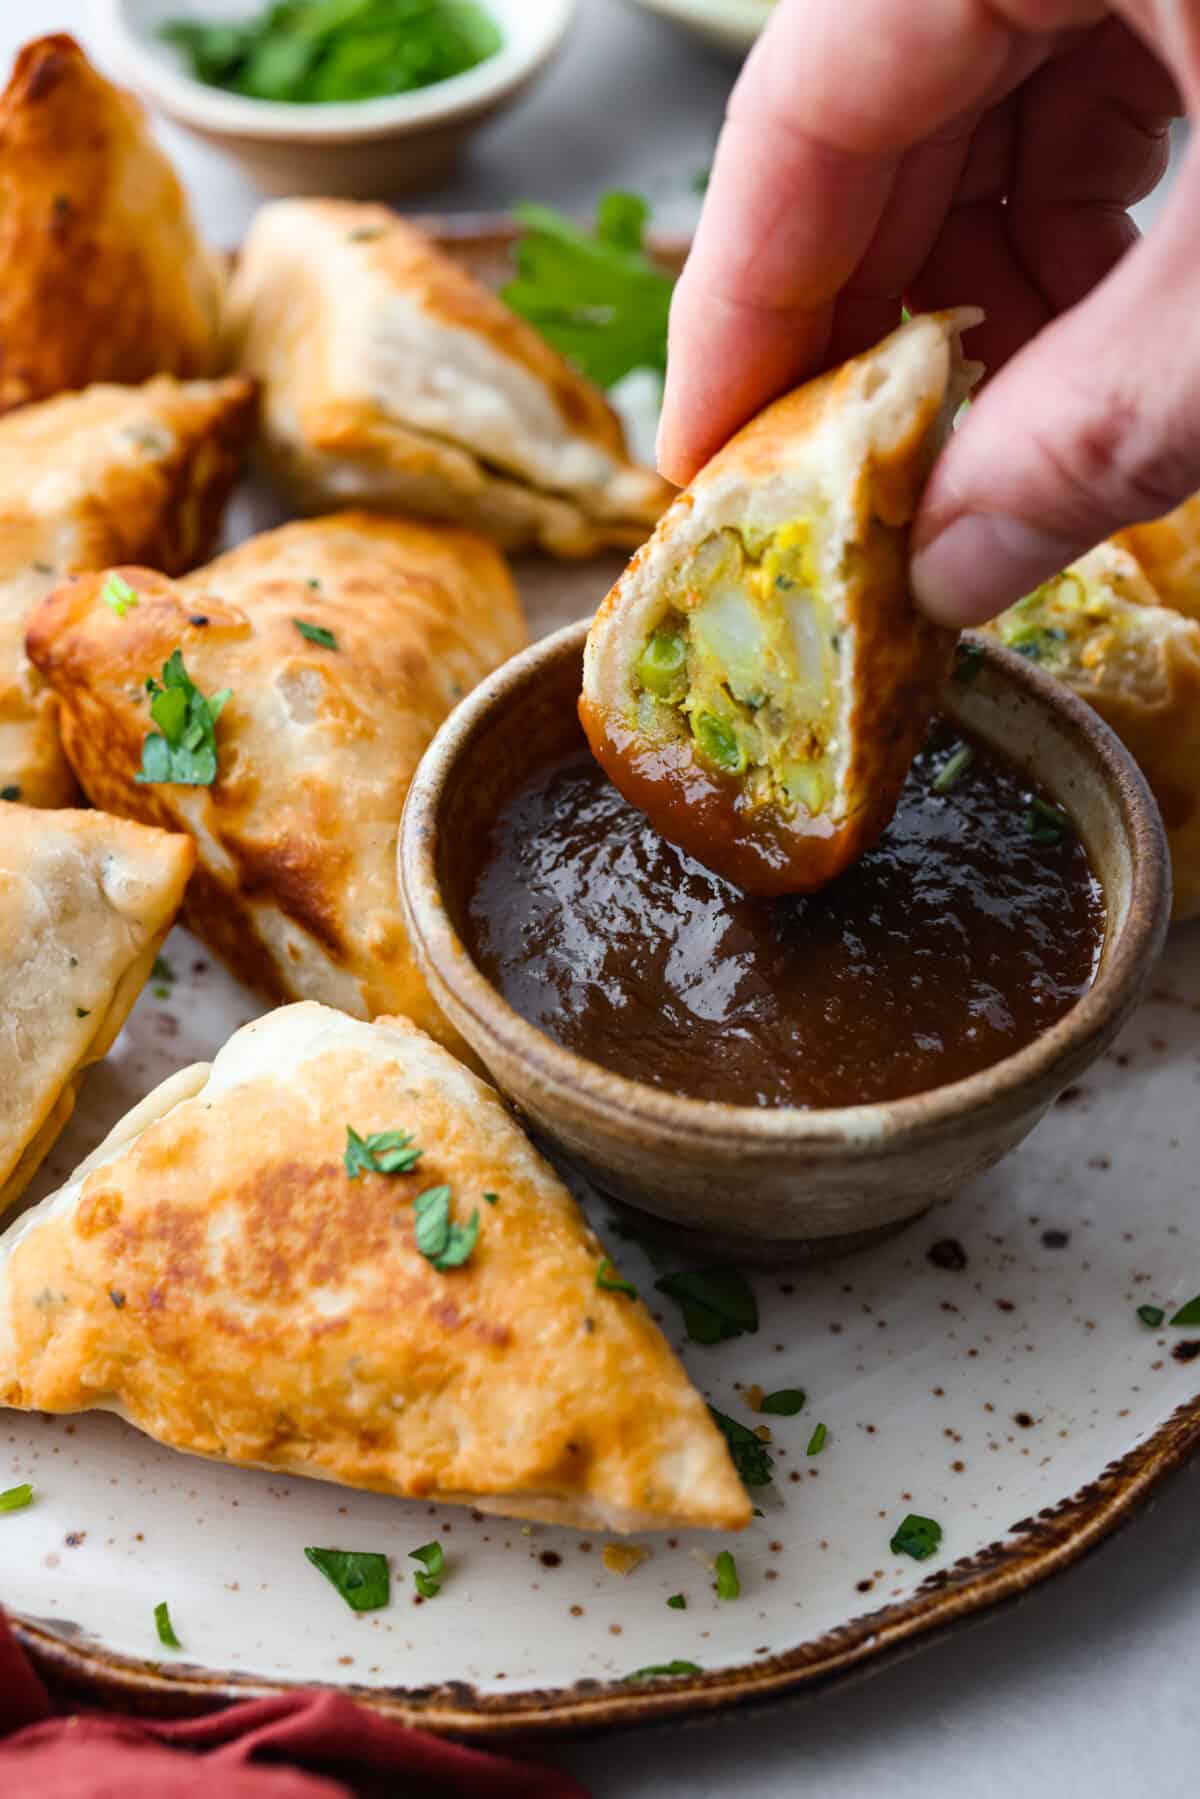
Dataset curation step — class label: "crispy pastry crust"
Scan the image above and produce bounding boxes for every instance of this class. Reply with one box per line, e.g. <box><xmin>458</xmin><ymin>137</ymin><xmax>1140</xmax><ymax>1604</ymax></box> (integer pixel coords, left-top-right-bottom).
<box><xmin>0</xmin><ymin>804</ymin><xmax>194</xmax><ymax>1211</ymax></box>
<box><xmin>0</xmin><ymin>1003</ymin><xmax>750</xmax><ymax>1534</ymax></box>
<box><xmin>25</xmin><ymin>513</ymin><xmax>527</xmax><ymax>1052</ymax></box>
<box><xmin>580</xmin><ymin>312</ymin><xmax>981</xmax><ymax>894</ymax></box>
<box><xmin>1115</xmin><ymin>492</ymin><xmax>1200</xmax><ymax>623</ymax></box>
<box><xmin>0</xmin><ymin>36</ymin><xmax>225</xmax><ymax>413</ymax></box>
<box><xmin>227</xmin><ymin>199</ymin><xmax>671</xmax><ymax>557</ymax></box>
<box><xmin>0</xmin><ymin>374</ymin><xmax>256</xmax><ymax>808</ymax></box>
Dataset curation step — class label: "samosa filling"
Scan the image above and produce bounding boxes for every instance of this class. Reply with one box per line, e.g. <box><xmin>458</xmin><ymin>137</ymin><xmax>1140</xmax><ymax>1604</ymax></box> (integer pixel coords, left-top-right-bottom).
<box><xmin>632</xmin><ymin>524</ymin><xmax>840</xmax><ymax>816</ymax></box>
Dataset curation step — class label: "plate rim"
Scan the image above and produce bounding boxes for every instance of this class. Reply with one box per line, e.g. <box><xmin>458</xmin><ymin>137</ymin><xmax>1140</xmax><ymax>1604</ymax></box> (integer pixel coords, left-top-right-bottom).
<box><xmin>14</xmin><ymin>1392</ymin><xmax>1200</xmax><ymax>1736</ymax></box>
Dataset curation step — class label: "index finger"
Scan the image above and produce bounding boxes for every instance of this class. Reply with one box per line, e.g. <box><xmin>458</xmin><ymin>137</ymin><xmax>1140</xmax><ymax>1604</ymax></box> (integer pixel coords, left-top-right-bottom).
<box><xmin>656</xmin><ymin>0</ymin><xmax>1103</xmax><ymax>483</ymax></box>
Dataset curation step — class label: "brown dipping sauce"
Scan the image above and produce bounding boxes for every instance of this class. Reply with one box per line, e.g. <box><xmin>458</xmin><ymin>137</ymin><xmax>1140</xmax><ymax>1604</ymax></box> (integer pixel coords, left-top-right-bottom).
<box><xmin>463</xmin><ymin>721</ymin><xmax>1106</xmax><ymax>1109</ymax></box>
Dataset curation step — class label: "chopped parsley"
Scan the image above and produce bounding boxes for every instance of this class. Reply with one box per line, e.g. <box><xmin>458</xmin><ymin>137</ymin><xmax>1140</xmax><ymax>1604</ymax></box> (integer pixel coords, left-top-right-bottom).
<box><xmin>625</xmin><ymin>1660</ymin><xmax>702</xmax><ymax>1682</ymax></box>
<box><xmin>154</xmin><ymin>1600</ymin><xmax>181</xmax><ymax>1648</ymax></box>
<box><xmin>890</xmin><ymin>1513</ymin><xmax>943</xmax><ymax>1561</ymax></box>
<box><xmin>162</xmin><ymin>0</ymin><xmax>502</xmax><ymax>104</ymax></box>
<box><xmin>655</xmin><ymin>1267</ymin><xmax>758</xmax><ymax>1345</ymax></box>
<box><xmin>151</xmin><ymin>955</ymin><xmax>175</xmax><ymax>1001</ymax></box>
<box><xmin>709</xmin><ymin>1406</ymin><xmax>774</xmax><ymax>1488</ymax></box>
<box><xmin>76</xmin><ymin>1007</ymin><xmax>90</xmax><ymax>1018</ymax></box>
<box><xmin>952</xmin><ymin>643</ymin><xmax>984</xmax><ymax>685</ymax></box>
<box><xmin>344</xmin><ymin>1126</ymin><xmax>422</xmax><ymax>1180</ymax></box>
<box><xmin>666</xmin><ymin>1593</ymin><xmax>687</xmax><ymax>1609</ymax></box>
<box><xmin>1170</xmin><ymin>1295</ymin><xmax>1200</xmax><ymax>1327</ymax></box>
<box><xmin>136</xmin><ymin>650</ymin><xmax>231</xmax><ymax>788</ymax></box>
<box><xmin>294</xmin><ymin>618</ymin><xmax>338</xmax><ymax>650</ymax></box>
<box><xmin>806</xmin><ymin>1421</ymin><xmax>828</xmax><ymax>1456</ymax></box>
<box><xmin>0</xmin><ymin>1483</ymin><xmax>33</xmax><ymax>1512</ymax></box>
<box><xmin>502</xmin><ymin>192</ymin><xmax>675</xmax><ymax>389</ymax></box>
<box><xmin>483</xmin><ymin>1191</ymin><xmax>499</xmax><ymax>1205</ymax></box>
<box><xmin>714</xmin><ymin>1550</ymin><xmax>740</xmax><ymax>1600</ymax></box>
<box><xmin>304</xmin><ymin>1546</ymin><xmax>389</xmax><ymax>1611</ymax></box>
<box><xmin>595</xmin><ymin>1258</ymin><xmax>637</xmax><ymax>1299</ymax></box>
<box><xmin>1137</xmin><ymin>1304</ymin><xmax>1165</xmax><ymax>1328</ymax></box>
<box><xmin>1026</xmin><ymin>795</ymin><xmax>1070</xmax><ymax>846</ymax></box>
<box><xmin>410</xmin><ymin>1540</ymin><xmax>445</xmax><ymax>1599</ymax></box>
<box><xmin>0</xmin><ymin>785</ymin><xmax>20</xmax><ymax>801</ymax></box>
<box><xmin>759</xmin><ymin>1389</ymin><xmax>806</xmax><ymax>1416</ymax></box>
<box><xmin>413</xmin><ymin>1185</ymin><xmax>479</xmax><ymax>1270</ymax></box>
<box><xmin>932</xmin><ymin>741</ymin><xmax>974</xmax><ymax>794</ymax></box>
<box><xmin>110</xmin><ymin>1290</ymin><xmax>126</xmax><ymax>1308</ymax></box>
<box><xmin>101</xmin><ymin>572</ymin><xmax>139</xmax><ymax>618</ymax></box>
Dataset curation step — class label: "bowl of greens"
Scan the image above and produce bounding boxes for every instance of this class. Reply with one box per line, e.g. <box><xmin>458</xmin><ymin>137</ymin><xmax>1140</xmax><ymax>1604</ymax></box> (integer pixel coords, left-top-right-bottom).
<box><xmin>93</xmin><ymin>0</ymin><xmax>577</xmax><ymax>195</ymax></box>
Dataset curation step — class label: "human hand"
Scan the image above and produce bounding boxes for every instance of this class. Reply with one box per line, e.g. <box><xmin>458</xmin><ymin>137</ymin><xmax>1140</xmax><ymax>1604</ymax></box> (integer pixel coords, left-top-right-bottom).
<box><xmin>657</xmin><ymin>1</ymin><xmax>1191</xmax><ymax>626</ymax></box>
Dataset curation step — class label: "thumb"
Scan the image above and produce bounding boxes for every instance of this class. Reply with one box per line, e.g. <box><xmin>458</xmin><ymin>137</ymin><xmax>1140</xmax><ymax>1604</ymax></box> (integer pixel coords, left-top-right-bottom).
<box><xmin>912</xmin><ymin>139</ymin><xmax>1200</xmax><ymax>627</ymax></box>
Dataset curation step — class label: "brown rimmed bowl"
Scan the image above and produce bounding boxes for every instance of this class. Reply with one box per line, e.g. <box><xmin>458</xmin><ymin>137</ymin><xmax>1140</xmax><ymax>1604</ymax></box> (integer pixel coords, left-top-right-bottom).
<box><xmin>398</xmin><ymin>621</ymin><xmax>1170</xmax><ymax>1261</ymax></box>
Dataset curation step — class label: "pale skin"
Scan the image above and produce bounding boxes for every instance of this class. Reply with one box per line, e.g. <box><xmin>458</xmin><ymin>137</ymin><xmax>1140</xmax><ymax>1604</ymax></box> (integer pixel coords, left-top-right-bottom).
<box><xmin>657</xmin><ymin>0</ymin><xmax>1199</xmax><ymax>627</ymax></box>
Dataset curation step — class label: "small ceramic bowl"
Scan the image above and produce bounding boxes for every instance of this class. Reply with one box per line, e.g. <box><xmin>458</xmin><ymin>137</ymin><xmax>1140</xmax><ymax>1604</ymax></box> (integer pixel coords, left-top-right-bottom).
<box><xmin>399</xmin><ymin>621</ymin><xmax>1170</xmax><ymax>1261</ymax></box>
<box><xmin>92</xmin><ymin>0</ymin><xmax>577</xmax><ymax>196</ymax></box>
<box><xmin>625</xmin><ymin>0</ymin><xmax>774</xmax><ymax>55</ymax></box>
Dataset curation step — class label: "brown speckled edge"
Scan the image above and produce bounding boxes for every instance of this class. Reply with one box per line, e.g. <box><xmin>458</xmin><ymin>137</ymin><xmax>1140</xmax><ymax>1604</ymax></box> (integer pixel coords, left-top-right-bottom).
<box><xmin>11</xmin><ymin>1392</ymin><xmax>1200</xmax><ymax>1736</ymax></box>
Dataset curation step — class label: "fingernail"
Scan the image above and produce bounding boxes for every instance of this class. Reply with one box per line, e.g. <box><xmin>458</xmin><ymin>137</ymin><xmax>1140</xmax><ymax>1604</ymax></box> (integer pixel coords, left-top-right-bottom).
<box><xmin>912</xmin><ymin>515</ymin><xmax>1085</xmax><ymax>628</ymax></box>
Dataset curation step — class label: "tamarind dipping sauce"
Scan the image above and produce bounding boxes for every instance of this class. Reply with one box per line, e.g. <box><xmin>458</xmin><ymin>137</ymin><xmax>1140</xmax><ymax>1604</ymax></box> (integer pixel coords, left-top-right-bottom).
<box><xmin>463</xmin><ymin>720</ymin><xmax>1106</xmax><ymax>1110</ymax></box>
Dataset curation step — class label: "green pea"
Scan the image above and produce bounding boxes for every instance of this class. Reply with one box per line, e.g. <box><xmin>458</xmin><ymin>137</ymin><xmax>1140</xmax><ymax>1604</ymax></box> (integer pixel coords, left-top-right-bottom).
<box><xmin>693</xmin><ymin>712</ymin><xmax>746</xmax><ymax>774</ymax></box>
<box><xmin>636</xmin><ymin>628</ymin><xmax>687</xmax><ymax>699</ymax></box>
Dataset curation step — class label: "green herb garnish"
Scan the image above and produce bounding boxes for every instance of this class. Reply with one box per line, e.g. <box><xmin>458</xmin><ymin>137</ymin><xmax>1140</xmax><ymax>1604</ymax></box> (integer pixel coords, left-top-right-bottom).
<box><xmin>932</xmin><ymin>742</ymin><xmax>974</xmax><ymax>794</ymax></box>
<box><xmin>483</xmin><ymin>1191</ymin><xmax>499</xmax><ymax>1205</ymax></box>
<box><xmin>294</xmin><ymin>618</ymin><xmax>338</xmax><ymax>650</ymax></box>
<box><xmin>759</xmin><ymin>1389</ymin><xmax>806</xmax><ymax>1416</ymax></box>
<box><xmin>625</xmin><ymin>1660</ymin><xmax>702</xmax><ymax>1682</ymax></box>
<box><xmin>154</xmin><ymin>1600</ymin><xmax>181</xmax><ymax>1648</ymax></box>
<box><xmin>666</xmin><ymin>1593</ymin><xmax>687</xmax><ymax>1609</ymax></box>
<box><xmin>1137</xmin><ymin>1304</ymin><xmax>1165</xmax><ymax>1327</ymax></box>
<box><xmin>76</xmin><ymin>1007</ymin><xmax>90</xmax><ymax>1018</ymax></box>
<box><xmin>503</xmin><ymin>192</ymin><xmax>675</xmax><ymax>389</ymax></box>
<box><xmin>162</xmin><ymin>0</ymin><xmax>502</xmax><ymax>105</ymax></box>
<box><xmin>137</xmin><ymin>650</ymin><xmax>230</xmax><ymax>788</ymax></box>
<box><xmin>101</xmin><ymin>572</ymin><xmax>139</xmax><ymax>618</ymax></box>
<box><xmin>709</xmin><ymin>1406</ymin><xmax>774</xmax><ymax>1489</ymax></box>
<box><xmin>952</xmin><ymin>644</ymin><xmax>984</xmax><ymax>685</ymax></box>
<box><xmin>344</xmin><ymin>1126</ymin><xmax>422</xmax><ymax>1179</ymax></box>
<box><xmin>1026</xmin><ymin>795</ymin><xmax>1070</xmax><ymax>846</ymax></box>
<box><xmin>410</xmin><ymin>1540</ymin><xmax>445</xmax><ymax>1599</ymax></box>
<box><xmin>413</xmin><ymin>1185</ymin><xmax>479</xmax><ymax>1271</ymax></box>
<box><xmin>596</xmin><ymin>1258</ymin><xmax>637</xmax><ymax>1299</ymax></box>
<box><xmin>1170</xmin><ymin>1295</ymin><xmax>1200</xmax><ymax>1327</ymax></box>
<box><xmin>806</xmin><ymin>1421</ymin><xmax>827</xmax><ymax>1456</ymax></box>
<box><xmin>0</xmin><ymin>1483</ymin><xmax>33</xmax><ymax>1512</ymax></box>
<box><xmin>656</xmin><ymin>1268</ymin><xmax>758</xmax><ymax>1345</ymax></box>
<box><xmin>714</xmin><ymin>1550</ymin><xmax>740</xmax><ymax>1600</ymax></box>
<box><xmin>890</xmin><ymin>1513</ymin><xmax>943</xmax><ymax>1561</ymax></box>
<box><xmin>0</xmin><ymin>785</ymin><xmax>20</xmax><ymax>801</ymax></box>
<box><xmin>305</xmin><ymin>1546</ymin><xmax>389</xmax><ymax>1611</ymax></box>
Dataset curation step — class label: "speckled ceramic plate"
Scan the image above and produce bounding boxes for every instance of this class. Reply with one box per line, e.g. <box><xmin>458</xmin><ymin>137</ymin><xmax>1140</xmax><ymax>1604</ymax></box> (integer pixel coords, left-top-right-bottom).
<box><xmin>4</xmin><ymin>223</ymin><xmax>1200</xmax><ymax>1738</ymax></box>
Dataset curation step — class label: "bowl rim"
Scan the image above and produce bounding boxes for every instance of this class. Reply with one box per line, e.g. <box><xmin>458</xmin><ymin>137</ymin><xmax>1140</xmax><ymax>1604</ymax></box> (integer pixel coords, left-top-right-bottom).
<box><xmin>91</xmin><ymin>0</ymin><xmax>577</xmax><ymax>141</ymax></box>
<box><xmin>400</xmin><ymin>620</ymin><xmax>1171</xmax><ymax>1154</ymax></box>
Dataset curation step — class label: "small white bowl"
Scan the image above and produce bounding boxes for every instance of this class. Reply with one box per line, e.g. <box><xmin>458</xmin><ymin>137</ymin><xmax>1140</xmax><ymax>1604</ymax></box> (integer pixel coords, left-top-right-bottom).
<box><xmin>92</xmin><ymin>0</ymin><xmax>577</xmax><ymax>196</ymax></box>
<box><xmin>626</xmin><ymin>0</ymin><xmax>773</xmax><ymax>55</ymax></box>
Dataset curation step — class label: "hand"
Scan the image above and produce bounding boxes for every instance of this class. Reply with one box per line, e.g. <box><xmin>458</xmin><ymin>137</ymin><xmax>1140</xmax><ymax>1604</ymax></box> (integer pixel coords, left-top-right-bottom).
<box><xmin>657</xmin><ymin>1</ymin><xmax>1191</xmax><ymax>626</ymax></box>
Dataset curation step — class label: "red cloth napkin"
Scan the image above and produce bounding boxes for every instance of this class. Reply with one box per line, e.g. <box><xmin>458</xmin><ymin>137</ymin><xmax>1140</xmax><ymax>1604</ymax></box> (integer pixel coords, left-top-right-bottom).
<box><xmin>0</xmin><ymin>1611</ymin><xmax>589</xmax><ymax>1798</ymax></box>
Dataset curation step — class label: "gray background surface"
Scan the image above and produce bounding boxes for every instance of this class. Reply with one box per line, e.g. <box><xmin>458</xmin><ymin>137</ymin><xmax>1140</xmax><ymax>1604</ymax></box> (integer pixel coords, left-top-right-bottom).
<box><xmin>14</xmin><ymin>4</ymin><xmax>1198</xmax><ymax>1792</ymax></box>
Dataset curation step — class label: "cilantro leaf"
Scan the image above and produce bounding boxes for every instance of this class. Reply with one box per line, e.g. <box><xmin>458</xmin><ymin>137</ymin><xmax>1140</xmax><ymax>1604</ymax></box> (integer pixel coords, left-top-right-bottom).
<box><xmin>101</xmin><ymin>572</ymin><xmax>139</xmax><ymax>618</ymax></box>
<box><xmin>666</xmin><ymin>1593</ymin><xmax>687</xmax><ymax>1609</ymax></box>
<box><xmin>709</xmin><ymin>1406</ymin><xmax>774</xmax><ymax>1488</ymax></box>
<box><xmin>625</xmin><ymin>1660</ymin><xmax>702</xmax><ymax>1682</ymax></box>
<box><xmin>344</xmin><ymin>1126</ymin><xmax>422</xmax><ymax>1180</ymax></box>
<box><xmin>1170</xmin><ymin>1295</ymin><xmax>1200</xmax><ymax>1327</ymax></box>
<box><xmin>890</xmin><ymin>1513</ymin><xmax>943</xmax><ymax>1561</ymax></box>
<box><xmin>759</xmin><ymin>1389</ymin><xmax>806</xmax><ymax>1416</ymax></box>
<box><xmin>294</xmin><ymin>618</ymin><xmax>338</xmax><ymax>650</ymax></box>
<box><xmin>656</xmin><ymin>1267</ymin><xmax>758</xmax><ymax>1345</ymax></box>
<box><xmin>305</xmin><ymin>1546</ymin><xmax>390</xmax><ymax>1611</ymax></box>
<box><xmin>1137</xmin><ymin>1304</ymin><xmax>1165</xmax><ymax>1328</ymax></box>
<box><xmin>136</xmin><ymin>650</ymin><xmax>230</xmax><ymax>787</ymax></box>
<box><xmin>410</xmin><ymin>1540</ymin><xmax>445</xmax><ymax>1598</ymax></box>
<box><xmin>595</xmin><ymin>1258</ymin><xmax>637</xmax><ymax>1299</ymax></box>
<box><xmin>0</xmin><ymin>1483</ymin><xmax>33</xmax><ymax>1512</ymax></box>
<box><xmin>154</xmin><ymin>1600</ymin><xmax>181</xmax><ymax>1648</ymax></box>
<box><xmin>413</xmin><ymin>1186</ymin><xmax>479</xmax><ymax>1271</ymax></box>
<box><xmin>502</xmin><ymin>192</ymin><xmax>676</xmax><ymax>389</ymax></box>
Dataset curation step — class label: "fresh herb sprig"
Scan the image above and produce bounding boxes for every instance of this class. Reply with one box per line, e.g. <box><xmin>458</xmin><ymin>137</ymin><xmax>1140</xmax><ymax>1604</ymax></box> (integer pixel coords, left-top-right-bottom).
<box><xmin>305</xmin><ymin>1547</ymin><xmax>390</xmax><ymax>1612</ymax></box>
<box><xmin>344</xmin><ymin>1126</ymin><xmax>422</xmax><ymax>1179</ymax></box>
<box><xmin>709</xmin><ymin>1406</ymin><xmax>774</xmax><ymax>1489</ymax></box>
<box><xmin>137</xmin><ymin>650</ymin><xmax>230</xmax><ymax>788</ymax></box>
<box><xmin>656</xmin><ymin>1268</ymin><xmax>758</xmax><ymax>1345</ymax></box>
<box><xmin>413</xmin><ymin>1185</ymin><xmax>479</xmax><ymax>1271</ymax></box>
<box><xmin>890</xmin><ymin>1513</ymin><xmax>943</xmax><ymax>1561</ymax></box>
